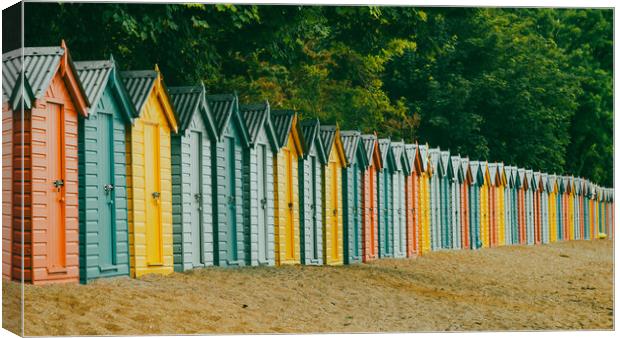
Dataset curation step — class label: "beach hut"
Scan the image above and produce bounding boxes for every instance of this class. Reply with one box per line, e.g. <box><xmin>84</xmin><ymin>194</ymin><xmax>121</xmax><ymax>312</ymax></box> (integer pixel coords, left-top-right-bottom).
<box><xmin>503</xmin><ymin>166</ymin><xmax>515</xmax><ymax>245</ymax></box>
<box><xmin>298</xmin><ymin>119</ymin><xmax>326</xmax><ymax>265</ymax></box>
<box><xmin>377</xmin><ymin>138</ymin><xmax>394</xmax><ymax>257</ymax></box>
<box><xmin>241</xmin><ymin>103</ymin><xmax>279</xmax><ymax>266</ymax></box>
<box><xmin>460</xmin><ymin>158</ymin><xmax>472</xmax><ymax>249</ymax></box>
<box><xmin>417</xmin><ymin>144</ymin><xmax>431</xmax><ymax>254</ymax></box>
<box><xmin>547</xmin><ymin>175</ymin><xmax>558</xmax><ymax>243</ymax></box>
<box><xmin>75</xmin><ymin>57</ymin><xmax>136</xmax><ymax>283</ymax></box>
<box><xmin>439</xmin><ymin>151</ymin><xmax>452</xmax><ymax>249</ymax></box>
<box><xmin>169</xmin><ymin>85</ymin><xmax>217</xmax><ymax>271</ymax></box>
<box><xmin>360</xmin><ymin>134</ymin><xmax>381</xmax><ymax>262</ymax></box>
<box><xmin>540</xmin><ymin>174</ymin><xmax>550</xmax><ymax>244</ymax></box>
<box><xmin>524</xmin><ymin>170</ymin><xmax>535</xmax><ymax>245</ymax></box>
<box><xmin>449</xmin><ymin>155</ymin><xmax>464</xmax><ymax>250</ymax></box>
<box><xmin>205</xmin><ymin>93</ymin><xmax>251</xmax><ymax>267</ymax></box>
<box><xmin>390</xmin><ymin>141</ymin><xmax>407</xmax><ymax>258</ymax></box>
<box><xmin>557</xmin><ymin>175</ymin><xmax>566</xmax><ymax>241</ymax></box>
<box><xmin>479</xmin><ymin>162</ymin><xmax>490</xmax><ymax>248</ymax></box>
<box><xmin>532</xmin><ymin>172</ymin><xmax>542</xmax><ymax>245</ymax></box>
<box><xmin>340</xmin><ymin>131</ymin><xmax>368</xmax><ymax>264</ymax></box>
<box><xmin>122</xmin><ymin>66</ymin><xmax>178</xmax><ymax>277</ymax></box>
<box><xmin>572</xmin><ymin>177</ymin><xmax>581</xmax><ymax>240</ymax></box>
<box><xmin>516</xmin><ymin>169</ymin><xmax>527</xmax><ymax>245</ymax></box>
<box><xmin>320</xmin><ymin>125</ymin><xmax>347</xmax><ymax>265</ymax></box>
<box><xmin>582</xmin><ymin>179</ymin><xmax>591</xmax><ymax>240</ymax></box>
<box><xmin>496</xmin><ymin>164</ymin><xmax>507</xmax><ymax>246</ymax></box>
<box><xmin>404</xmin><ymin>144</ymin><xmax>418</xmax><ymax>257</ymax></box>
<box><xmin>2</xmin><ymin>42</ymin><xmax>89</xmax><ymax>283</ymax></box>
<box><xmin>468</xmin><ymin>161</ymin><xmax>482</xmax><ymax>249</ymax></box>
<box><xmin>271</xmin><ymin>110</ymin><xmax>303</xmax><ymax>266</ymax></box>
<box><xmin>428</xmin><ymin>148</ymin><xmax>442</xmax><ymax>251</ymax></box>
<box><xmin>487</xmin><ymin>163</ymin><xmax>500</xmax><ymax>247</ymax></box>
<box><xmin>568</xmin><ymin>177</ymin><xmax>576</xmax><ymax>241</ymax></box>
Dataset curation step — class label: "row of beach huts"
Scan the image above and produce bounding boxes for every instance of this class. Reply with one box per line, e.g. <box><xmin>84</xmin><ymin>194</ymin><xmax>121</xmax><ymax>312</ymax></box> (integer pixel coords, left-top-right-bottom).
<box><xmin>2</xmin><ymin>42</ymin><xmax>614</xmax><ymax>284</ymax></box>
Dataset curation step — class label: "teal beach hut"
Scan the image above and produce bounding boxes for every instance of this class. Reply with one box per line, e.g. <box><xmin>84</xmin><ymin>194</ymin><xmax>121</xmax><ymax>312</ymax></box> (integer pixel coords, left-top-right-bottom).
<box><xmin>390</xmin><ymin>141</ymin><xmax>407</xmax><ymax>258</ymax></box>
<box><xmin>240</xmin><ymin>102</ymin><xmax>279</xmax><ymax>266</ymax></box>
<box><xmin>449</xmin><ymin>155</ymin><xmax>463</xmax><ymax>250</ymax></box>
<box><xmin>206</xmin><ymin>94</ymin><xmax>251</xmax><ymax>266</ymax></box>
<box><xmin>76</xmin><ymin>58</ymin><xmax>136</xmax><ymax>283</ymax></box>
<box><xmin>468</xmin><ymin>161</ymin><xmax>482</xmax><ymax>249</ymax></box>
<box><xmin>340</xmin><ymin>131</ymin><xmax>368</xmax><ymax>264</ymax></box>
<box><xmin>298</xmin><ymin>119</ymin><xmax>327</xmax><ymax>265</ymax></box>
<box><xmin>524</xmin><ymin>170</ymin><xmax>535</xmax><ymax>245</ymax></box>
<box><xmin>377</xmin><ymin>138</ymin><xmax>394</xmax><ymax>257</ymax></box>
<box><xmin>428</xmin><ymin>148</ymin><xmax>442</xmax><ymax>251</ymax></box>
<box><xmin>169</xmin><ymin>84</ymin><xmax>218</xmax><ymax>271</ymax></box>
<box><xmin>439</xmin><ymin>150</ymin><xmax>452</xmax><ymax>249</ymax></box>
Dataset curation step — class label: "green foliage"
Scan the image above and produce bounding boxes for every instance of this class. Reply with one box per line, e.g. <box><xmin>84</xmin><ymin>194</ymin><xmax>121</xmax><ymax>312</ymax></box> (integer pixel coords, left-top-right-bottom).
<box><xmin>23</xmin><ymin>4</ymin><xmax>612</xmax><ymax>186</ymax></box>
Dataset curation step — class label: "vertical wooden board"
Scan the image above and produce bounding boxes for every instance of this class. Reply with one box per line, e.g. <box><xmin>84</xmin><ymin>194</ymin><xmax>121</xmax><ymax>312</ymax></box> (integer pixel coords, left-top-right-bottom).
<box><xmin>3</xmin><ymin>103</ymin><xmax>12</xmax><ymax>279</ymax></box>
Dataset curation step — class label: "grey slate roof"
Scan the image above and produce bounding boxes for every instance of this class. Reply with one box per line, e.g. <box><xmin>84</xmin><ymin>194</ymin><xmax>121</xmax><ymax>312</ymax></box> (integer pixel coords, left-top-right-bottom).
<box><xmin>239</xmin><ymin>101</ymin><xmax>270</xmax><ymax>145</ymax></box>
<box><xmin>525</xmin><ymin>170</ymin><xmax>534</xmax><ymax>190</ymax></box>
<box><xmin>391</xmin><ymin>141</ymin><xmax>405</xmax><ymax>171</ymax></box>
<box><xmin>169</xmin><ymin>85</ymin><xmax>208</xmax><ymax>133</ymax></box>
<box><xmin>75</xmin><ymin>60</ymin><xmax>113</xmax><ymax>107</ymax></box>
<box><xmin>361</xmin><ymin>134</ymin><xmax>378</xmax><ymax>166</ymax></box>
<box><xmin>440</xmin><ymin>150</ymin><xmax>450</xmax><ymax>177</ymax></box>
<box><xmin>271</xmin><ymin>110</ymin><xmax>295</xmax><ymax>148</ymax></box>
<box><xmin>404</xmin><ymin>144</ymin><xmax>417</xmax><ymax>174</ymax></box>
<box><xmin>461</xmin><ymin>158</ymin><xmax>470</xmax><ymax>182</ymax></box>
<box><xmin>450</xmin><ymin>155</ymin><xmax>462</xmax><ymax>180</ymax></box>
<box><xmin>429</xmin><ymin>148</ymin><xmax>441</xmax><ymax>175</ymax></box>
<box><xmin>488</xmin><ymin>163</ymin><xmax>498</xmax><ymax>185</ymax></box>
<box><xmin>319</xmin><ymin>125</ymin><xmax>338</xmax><ymax>157</ymax></box>
<box><xmin>298</xmin><ymin>118</ymin><xmax>327</xmax><ymax>163</ymax></box>
<box><xmin>120</xmin><ymin>70</ymin><xmax>157</xmax><ymax>113</ymax></box>
<box><xmin>205</xmin><ymin>93</ymin><xmax>238</xmax><ymax>139</ymax></box>
<box><xmin>3</xmin><ymin>47</ymin><xmax>63</xmax><ymax>105</ymax></box>
<box><xmin>378</xmin><ymin>138</ymin><xmax>391</xmax><ymax>168</ymax></box>
<box><xmin>340</xmin><ymin>131</ymin><xmax>362</xmax><ymax>166</ymax></box>
<box><xmin>418</xmin><ymin>144</ymin><xmax>429</xmax><ymax>172</ymax></box>
<box><xmin>469</xmin><ymin>161</ymin><xmax>480</xmax><ymax>185</ymax></box>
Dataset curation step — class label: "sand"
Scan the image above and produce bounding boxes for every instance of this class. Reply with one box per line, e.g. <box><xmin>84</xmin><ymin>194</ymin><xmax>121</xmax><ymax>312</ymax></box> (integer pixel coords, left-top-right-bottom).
<box><xmin>2</xmin><ymin>240</ymin><xmax>613</xmax><ymax>335</ymax></box>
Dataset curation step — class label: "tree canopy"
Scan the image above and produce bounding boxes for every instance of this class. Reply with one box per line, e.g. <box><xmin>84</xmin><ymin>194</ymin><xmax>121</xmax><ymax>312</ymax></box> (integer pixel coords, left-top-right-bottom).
<box><xmin>23</xmin><ymin>4</ymin><xmax>613</xmax><ymax>186</ymax></box>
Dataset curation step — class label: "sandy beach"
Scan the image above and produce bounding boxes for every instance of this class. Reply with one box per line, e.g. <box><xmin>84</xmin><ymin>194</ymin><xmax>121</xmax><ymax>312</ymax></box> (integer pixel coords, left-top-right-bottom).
<box><xmin>2</xmin><ymin>239</ymin><xmax>613</xmax><ymax>335</ymax></box>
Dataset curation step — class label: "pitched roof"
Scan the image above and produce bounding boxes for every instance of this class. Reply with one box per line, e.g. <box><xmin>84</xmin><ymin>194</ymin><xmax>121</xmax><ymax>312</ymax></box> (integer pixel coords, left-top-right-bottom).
<box><xmin>271</xmin><ymin>110</ymin><xmax>296</xmax><ymax>148</ymax></box>
<box><xmin>340</xmin><ymin>131</ymin><xmax>364</xmax><ymax>167</ymax></box>
<box><xmin>488</xmin><ymin>163</ymin><xmax>498</xmax><ymax>185</ymax></box>
<box><xmin>298</xmin><ymin>118</ymin><xmax>327</xmax><ymax>163</ymax></box>
<box><xmin>541</xmin><ymin>173</ymin><xmax>550</xmax><ymax>192</ymax></box>
<box><xmin>239</xmin><ymin>101</ymin><xmax>270</xmax><ymax>145</ymax></box>
<box><xmin>429</xmin><ymin>148</ymin><xmax>441</xmax><ymax>176</ymax></box>
<box><xmin>533</xmin><ymin>172</ymin><xmax>542</xmax><ymax>191</ymax></box>
<box><xmin>205</xmin><ymin>93</ymin><xmax>238</xmax><ymax>139</ymax></box>
<box><xmin>120</xmin><ymin>70</ymin><xmax>157</xmax><ymax>114</ymax></box>
<box><xmin>450</xmin><ymin>156</ymin><xmax>462</xmax><ymax>181</ymax></box>
<box><xmin>461</xmin><ymin>158</ymin><xmax>471</xmax><ymax>183</ymax></box>
<box><xmin>440</xmin><ymin>150</ymin><xmax>451</xmax><ymax>177</ymax></box>
<box><xmin>418</xmin><ymin>144</ymin><xmax>429</xmax><ymax>172</ymax></box>
<box><xmin>169</xmin><ymin>85</ymin><xmax>215</xmax><ymax>136</ymax></box>
<box><xmin>469</xmin><ymin>161</ymin><xmax>480</xmax><ymax>185</ymax></box>
<box><xmin>390</xmin><ymin>141</ymin><xmax>406</xmax><ymax>170</ymax></box>
<box><xmin>361</xmin><ymin>134</ymin><xmax>379</xmax><ymax>169</ymax></box>
<box><xmin>377</xmin><ymin>138</ymin><xmax>391</xmax><ymax>169</ymax></box>
<box><xmin>404</xmin><ymin>144</ymin><xmax>417</xmax><ymax>174</ymax></box>
<box><xmin>76</xmin><ymin>58</ymin><xmax>137</xmax><ymax>122</ymax></box>
<box><xmin>319</xmin><ymin>125</ymin><xmax>338</xmax><ymax>157</ymax></box>
<box><xmin>3</xmin><ymin>43</ymin><xmax>89</xmax><ymax>115</ymax></box>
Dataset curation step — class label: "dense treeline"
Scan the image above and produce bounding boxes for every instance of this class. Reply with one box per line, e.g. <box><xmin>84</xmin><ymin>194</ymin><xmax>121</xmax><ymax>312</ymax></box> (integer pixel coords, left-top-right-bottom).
<box><xmin>23</xmin><ymin>4</ymin><xmax>612</xmax><ymax>186</ymax></box>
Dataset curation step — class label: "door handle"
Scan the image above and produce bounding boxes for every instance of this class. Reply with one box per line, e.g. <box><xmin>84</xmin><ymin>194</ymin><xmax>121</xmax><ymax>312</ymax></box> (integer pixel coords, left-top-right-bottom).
<box><xmin>53</xmin><ymin>179</ymin><xmax>64</xmax><ymax>191</ymax></box>
<box><xmin>152</xmin><ymin>191</ymin><xmax>161</xmax><ymax>200</ymax></box>
<box><xmin>333</xmin><ymin>209</ymin><xmax>337</xmax><ymax>216</ymax></box>
<box><xmin>261</xmin><ymin>198</ymin><xmax>267</xmax><ymax>209</ymax></box>
<box><xmin>104</xmin><ymin>184</ymin><xmax>114</xmax><ymax>193</ymax></box>
<box><xmin>288</xmin><ymin>202</ymin><xmax>293</xmax><ymax>209</ymax></box>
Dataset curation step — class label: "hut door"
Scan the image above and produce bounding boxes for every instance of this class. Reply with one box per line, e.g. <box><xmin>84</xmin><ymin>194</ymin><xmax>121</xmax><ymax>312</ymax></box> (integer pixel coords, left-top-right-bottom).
<box><xmin>257</xmin><ymin>144</ymin><xmax>268</xmax><ymax>263</ymax></box>
<box><xmin>310</xmin><ymin>156</ymin><xmax>319</xmax><ymax>260</ymax></box>
<box><xmin>225</xmin><ymin>136</ymin><xmax>238</xmax><ymax>262</ymax></box>
<box><xmin>383</xmin><ymin>171</ymin><xmax>390</xmax><ymax>255</ymax></box>
<box><xmin>190</xmin><ymin>131</ymin><xmax>204</xmax><ymax>266</ymax></box>
<box><xmin>285</xmin><ymin>148</ymin><xmax>295</xmax><ymax>260</ymax></box>
<box><xmin>98</xmin><ymin>112</ymin><xmax>116</xmax><ymax>268</ymax></box>
<box><xmin>48</xmin><ymin>103</ymin><xmax>66</xmax><ymax>271</ymax></box>
<box><xmin>331</xmin><ymin>162</ymin><xmax>339</xmax><ymax>260</ymax></box>
<box><xmin>352</xmin><ymin>163</ymin><xmax>360</xmax><ymax>257</ymax></box>
<box><xmin>144</xmin><ymin>123</ymin><xmax>163</xmax><ymax>265</ymax></box>
<box><xmin>369</xmin><ymin>165</ymin><xmax>375</xmax><ymax>256</ymax></box>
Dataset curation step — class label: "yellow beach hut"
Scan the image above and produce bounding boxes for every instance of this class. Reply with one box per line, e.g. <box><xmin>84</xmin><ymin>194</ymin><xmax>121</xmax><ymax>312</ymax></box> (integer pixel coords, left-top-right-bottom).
<box><xmin>319</xmin><ymin>125</ymin><xmax>347</xmax><ymax>265</ymax></box>
<box><xmin>121</xmin><ymin>66</ymin><xmax>178</xmax><ymax>277</ymax></box>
